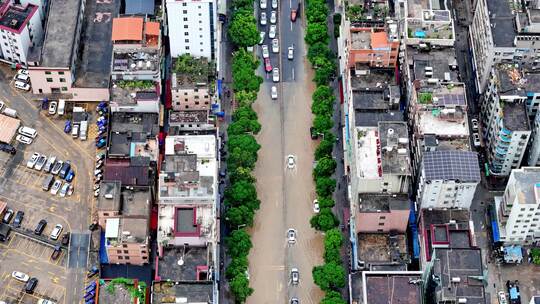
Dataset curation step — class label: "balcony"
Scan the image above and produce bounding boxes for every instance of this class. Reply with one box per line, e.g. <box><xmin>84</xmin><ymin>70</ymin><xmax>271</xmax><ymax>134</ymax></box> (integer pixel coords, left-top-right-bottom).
<box><xmin>498</xmin><ymin>132</ymin><xmax>512</xmax><ymax>143</ymax></box>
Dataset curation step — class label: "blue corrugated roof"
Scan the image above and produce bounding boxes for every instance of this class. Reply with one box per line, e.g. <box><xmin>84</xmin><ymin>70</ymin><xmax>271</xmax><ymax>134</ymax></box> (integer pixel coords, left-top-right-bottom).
<box><xmin>125</xmin><ymin>0</ymin><xmax>154</xmax><ymax>15</ymax></box>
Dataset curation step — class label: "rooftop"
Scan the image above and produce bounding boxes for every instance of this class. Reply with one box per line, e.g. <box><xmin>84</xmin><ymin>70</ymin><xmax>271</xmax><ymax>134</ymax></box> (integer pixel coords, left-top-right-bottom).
<box><xmin>346</xmin><ymin>0</ymin><xmax>391</xmax><ymax>23</ymax></box>
<box><xmin>159</xmin><ymin>135</ymin><xmax>216</xmax><ymax>200</ymax></box>
<box><xmin>0</xmin><ymin>4</ymin><xmax>37</xmax><ymax>33</ymax></box>
<box><xmin>350</xmin><ymin>28</ymin><xmax>397</xmax><ymax>50</ymax></box>
<box><xmin>358</xmin><ymin>194</ymin><xmax>409</xmax><ymax>212</ymax></box>
<box><xmin>125</xmin><ymin>0</ymin><xmax>155</xmax><ymax>15</ymax></box>
<box><xmin>363</xmin><ymin>272</ymin><xmax>423</xmax><ymax>304</ymax></box>
<box><xmin>507</xmin><ymin>167</ymin><xmax>540</xmax><ymax>205</ymax></box>
<box><xmin>98</xmin><ymin>280</ymin><xmax>138</xmax><ymax>304</ymax></box>
<box><xmin>169</xmin><ymin>110</ymin><xmax>209</xmax><ymax>124</ymax></box>
<box><xmin>502</xmin><ymin>101</ymin><xmax>530</xmax><ymax>131</ymax></box>
<box><xmin>172</xmin><ymin>55</ymin><xmax>214</xmax><ymax>89</ymax></box>
<box><xmin>111</xmin><ymin>112</ymin><xmax>160</xmax><ymax>134</ymax></box>
<box><xmin>422</xmin><ymin>150</ymin><xmax>481</xmax><ymax>182</ymax></box>
<box><xmin>0</xmin><ymin>114</ymin><xmax>20</xmax><ymax>144</ymax></box>
<box><xmin>73</xmin><ymin>0</ymin><xmax>118</xmax><ymax>88</ymax></box>
<box><xmin>39</xmin><ymin>0</ymin><xmax>83</xmax><ymax>67</ymax></box>
<box><xmin>103</xmin><ymin>158</ymin><xmax>153</xmax><ymax>187</ymax></box>
<box><xmin>111</xmin><ymin>82</ymin><xmax>159</xmax><ymax>106</ymax></box>
<box><xmin>420</xmin><ymin>208</ymin><xmax>471</xmax><ymax>229</ymax></box>
<box><xmin>157</xmin><ymin>246</ymin><xmax>212</xmax><ymax>281</ymax></box>
<box><xmin>121</xmin><ymin>188</ymin><xmax>151</xmax><ymax>217</ymax></box>
<box><xmin>420</xmin><ymin>134</ymin><xmax>471</xmax><ymax>151</ymax></box>
<box><xmin>409</xmin><ymin>46</ymin><xmax>459</xmax><ymax>82</ymax></box>
<box><xmin>357</xmin><ymin>233</ymin><xmax>408</xmax><ymax>266</ymax></box>
<box><xmin>112</xmin><ymin>49</ymin><xmax>160</xmax><ymax>74</ymax></box>
<box><xmin>354</xmin><ymin>111</ymin><xmax>403</xmax><ymax>127</ymax></box>
<box><xmin>488</xmin><ymin>0</ymin><xmax>516</xmax><ymax>47</ymax></box>
<box><xmin>430</xmin><ymin>248</ymin><xmax>485</xmax><ymax>304</ymax></box>
<box><xmin>416</xmin><ymin>109</ymin><xmax>468</xmax><ymax>138</ymax></box>
<box><xmin>350</xmin><ymin>68</ymin><xmax>396</xmax><ymax>89</ymax></box>
<box><xmin>157</xmin><ymin>203</ymin><xmax>215</xmax><ymax>245</ymax></box>
<box><xmin>105</xmin><ymin>217</ymin><xmax>148</xmax><ymax>243</ymax></box>
<box><xmin>152</xmin><ymin>281</ymin><xmax>213</xmax><ymax>304</ymax></box>
<box><xmin>97</xmin><ymin>181</ymin><xmax>122</xmax><ymax>212</ymax></box>
<box><xmin>415</xmin><ymin>83</ymin><xmax>467</xmax><ymax>108</ymax></box>
<box><xmin>112</xmin><ymin>17</ymin><xmax>143</xmax><ymax>42</ymax></box>
<box><xmin>407</xmin><ymin>0</ymin><xmax>449</xmax><ymax>18</ymax></box>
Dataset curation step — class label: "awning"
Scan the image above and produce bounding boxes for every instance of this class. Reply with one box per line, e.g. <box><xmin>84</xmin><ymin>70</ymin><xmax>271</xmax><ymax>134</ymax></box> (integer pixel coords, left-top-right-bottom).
<box><xmin>491</xmin><ymin>219</ymin><xmax>500</xmax><ymax>242</ymax></box>
<box><xmin>217</xmin><ymin>79</ymin><xmax>223</xmax><ymax>98</ymax></box>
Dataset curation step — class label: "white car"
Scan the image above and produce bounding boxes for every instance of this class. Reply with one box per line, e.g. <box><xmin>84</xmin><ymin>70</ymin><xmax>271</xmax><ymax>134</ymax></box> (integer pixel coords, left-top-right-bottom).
<box><xmin>14</xmin><ymin>80</ymin><xmax>30</xmax><ymax>91</ymax></box>
<box><xmin>471</xmin><ymin>118</ymin><xmax>479</xmax><ymax>131</ymax></box>
<box><xmin>272</xmin><ymin>67</ymin><xmax>280</xmax><ymax>82</ymax></box>
<box><xmin>287</xmin><ymin>154</ymin><xmax>295</xmax><ymax>168</ymax></box>
<box><xmin>259</xmin><ymin>31</ymin><xmax>266</xmax><ymax>45</ymax></box>
<box><xmin>50</xmin><ymin>180</ymin><xmax>62</xmax><ymax>195</ymax></box>
<box><xmin>270</xmin><ymin>11</ymin><xmax>277</xmax><ymax>24</ymax></box>
<box><xmin>473</xmin><ymin>133</ymin><xmax>481</xmax><ymax>147</ymax></box>
<box><xmin>313</xmin><ymin>199</ymin><xmax>320</xmax><ymax>213</ymax></box>
<box><xmin>260</xmin><ymin>0</ymin><xmax>266</xmax><ymax>9</ymax></box>
<box><xmin>498</xmin><ymin>291</ymin><xmax>507</xmax><ymax>304</ymax></box>
<box><xmin>288</xmin><ymin>46</ymin><xmax>294</xmax><ymax>60</ymax></box>
<box><xmin>272</xmin><ymin>0</ymin><xmax>277</xmax><ymax>9</ymax></box>
<box><xmin>290</xmin><ymin>268</ymin><xmax>299</xmax><ymax>285</ymax></box>
<box><xmin>271</xmin><ymin>86</ymin><xmax>278</xmax><ymax>100</ymax></box>
<box><xmin>34</xmin><ymin>155</ymin><xmax>47</xmax><ymax>171</ymax></box>
<box><xmin>16</xmin><ymin>134</ymin><xmax>32</xmax><ymax>144</ymax></box>
<box><xmin>50</xmin><ymin>224</ymin><xmax>63</xmax><ymax>240</ymax></box>
<box><xmin>261</xmin><ymin>45</ymin><xmax>270</xmax><ymax>59</ymax></box>
<box><xmin>59</xmin><ymin>183</ymin><xmax>70</xmax><ymax>197</ymax></box>
<box><xmin>27</xmin><ymin>152</ymin><xmax>40</xmax><ymax>168</ymax></box>
<box><xmin>17</xmin><ymin>69</ymin><xmax>28</xmax><ymax>76</ymax></box>
<box><xmin>14</xmin><ymin>74</ymin><xmax>29</xmax><ymax>83</ymax></box>
<box><xmin>269</xmin><ymin>25</ymin><xmax>277</xmax><ymax>39</ymax></box>
<box><xmin>38</xmin><ymin>300</ymin><xmax>57</xmax><ymax>304</ymax></box>
<box><xmin>287</xmin><ymin>228</ymin><xmax>296</xmax><ymax>244</ymax></box>
<box><xmin>11</xmin><ymin>271</ymin><xmax>29</xmax><ymax>282</ymax></box>
<box><xmin>260</xmin><ymin>12</ymin><xmax>267</xmax><ymax>25</ymax></box>
<box><xmin>48</xmin><ymin>101</ymin><xmax>57</xmax><ymax>115</ymax></box>
<box><xmin>272</xmin><ymin>38</ymin><xmax>279</xmax><ymax>53</ymax></box>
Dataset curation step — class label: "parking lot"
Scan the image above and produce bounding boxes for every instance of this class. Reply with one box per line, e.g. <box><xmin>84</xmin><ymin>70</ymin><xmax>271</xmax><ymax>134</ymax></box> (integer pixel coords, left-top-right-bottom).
<box><xmin>0</xmin><ymin>66</ymin><xmax>96</xmax><ymax>304</ymax></box>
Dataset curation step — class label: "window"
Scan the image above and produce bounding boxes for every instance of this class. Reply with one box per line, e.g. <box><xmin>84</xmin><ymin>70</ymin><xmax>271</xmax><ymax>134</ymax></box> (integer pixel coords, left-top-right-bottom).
<box><xmin>46</xmin><ymin>78</ymin><xmax>53</xmax><ymax>82</ymax></box>
<box><xmin>185</xmin><ymin>32</ymin><xmax>189</xmax><ymax>35</ymax></box>
<box><xmin>183</xmin><ymin>17</ymin><xmax>188</xmax><ymax>21</ymax></box>
<box><xmin>61</xmin><ymin>87</ymin><xmax>68</xmax><ymax>91</ymax></box>
<box><xmin>379</xmin><ymin>216</ymin><xmax>386</xmax><ymax>220</ymax></box>
<box><xmin>123</xmin><ymin>244</ymin><xmax>128</xmax><ymax>248</ymax></box>
<box><xmin>184</xmin><ymin>25</ymin><xmax>188</xmax><ymax>28</ymax></box>
<box><xmin>182</xmin><ymin>2</ymin><xmax>186</xmax><ymax>5</ymax></box>
<box><xmin>377</xmin><ymin>229</ymin><xmax>383</xmax><ymax>232</ymax></box>
<box><xmin>183</xmin><ymin>10</ymin><xmax>187</xmax><ymax>13</ymax></box>
<box><xmin>125</xmin><ymin>256</ymin><xmax>129</xmax><ymax>260</ymax></box>
<box><xmin>185</xmin><ymin>46</ymin><xmax>190</xmax><ymax>50</ymax></box>
<box><xmin>123</xmin><ymin>250</ymin><xmax>128</xmax><ymax>254</ymax></box>
<box><xmin>185</xmin><ymin>39</ymin><xmax>189</xmax><ymax>43</ymax></box>
<box><xmin>59</xmin><ymin>78</ymin><xmax>66</xmax><ymax>82</ymax></box>
<box><xmin>103</xmin><ymin>213</ymin><xmax>109</xmax><ymax>216</ymax></box>
<box><xmin>378</xmin><ymin>223</ymin><xmax>384</xmax><ymax>226</ymax></box>
<box><xmin>45</xmin><ymin>71</ymin><xmax>51</xmax><ymax>75</ymax></box>
<box><xmin>118</xmin><ymin>256</ymin><xmax>123</xmax><ymax>259</ymax></box>
<box><xmin>58</xmin><ymin>71</ymin><xmax>64</xmax><ymax>75</ymax></box>
<box><xmin>117</xmin><ymin>250</ymin><xmax>122</xmax><ymax>254</ymax></box>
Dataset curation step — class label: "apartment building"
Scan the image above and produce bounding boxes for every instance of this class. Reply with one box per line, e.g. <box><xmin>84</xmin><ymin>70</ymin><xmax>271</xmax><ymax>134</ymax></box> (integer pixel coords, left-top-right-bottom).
<box><xmin>168</xmin><ymin>110</ymin><xmax>216</xmax><ymax>134</ymax></box>
<box><xmin>350</xmin><ymin>271</ymin><xmax>423</xmax><ymax>304</ymax></box>
<box><xmin>166</xmin><ymin>0</ymin><xmax>216</xmax><ymax>60</ymax></box>
<box><xmin>355</xmin><ymin>194</ymin><xmax>409</xmax><ymax>233</ymax></box>
<box><xmin>470</xmin><ymin>0</ymin><xmax>540</xmax><ymax>93</ymax></box>
<box><xmin>345</xmin><ymin>24</ymin><xmax>399</xmax><ymax>69</ymax></box>
<box><xmin>0</xmin><ymin>2</ymin><xmax>43</xmax><ymax>65</ymax></box>
<box><xmin>171</xmin><ymin>55</ymin><xmax>214</xmax><ymax>111</ymax></box>
<box><xmin>28</xmin><ymin>0</ymin><xmax>118</xmax><ymax>101</ymax></box>
<box><xmin>493</xmin><ymin>167</ymin><xmax>540</xmax><ymax>244</ymax></box>
<box><xmin>403</xmin><ymin>0</ymin><xmax>455</xmax><ymax>46</ymax></box>
<box><xmin>481</xmin><ymin>64</ymin><xmax>531</xmax><ymax>176</ymax></box>
<box><xmin>417</xmin><ymin>150</ymin><xmax>480</xmax><ymax>209</ymax></box>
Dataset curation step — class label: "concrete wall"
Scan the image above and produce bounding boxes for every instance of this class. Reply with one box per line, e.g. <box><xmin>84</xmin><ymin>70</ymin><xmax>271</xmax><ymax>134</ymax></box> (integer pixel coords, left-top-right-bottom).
<box><xmin>107</xmin><ymin>242</ymin><xmax>149</xmax><ymax>265</ymax></box>
<box><xmin>355</xmin><ymin>209</ymin><xmax>409</xmax><ymax>233</ymax></box>
<box><xmin>29</xmin><ymin>68</ymin><xmax>110</xmax><ymax>101</ymax></box>
<box><xmin>172</xmin><ymin>87</ymin><xmax>211</xmax><ymax>110</ymax></box>
<box><xmin>418</xmin><ymin>178</ymin><xmax>478</xmax><ymax>209</ymax></box>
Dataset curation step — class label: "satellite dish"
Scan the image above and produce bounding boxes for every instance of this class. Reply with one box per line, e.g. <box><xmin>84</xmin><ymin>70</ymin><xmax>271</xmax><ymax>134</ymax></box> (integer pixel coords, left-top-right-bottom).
<box><xmin>177</xmin><ymin>258</ymin><xmax>184</xmax><ymax>266</ymax></box>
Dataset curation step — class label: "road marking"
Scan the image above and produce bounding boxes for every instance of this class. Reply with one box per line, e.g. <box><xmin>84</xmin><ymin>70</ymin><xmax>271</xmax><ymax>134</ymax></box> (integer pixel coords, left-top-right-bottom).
<box><xmin>292</xmin><ymin>68</ymin><xmax>295</xmax><ymax>80</ymax></box>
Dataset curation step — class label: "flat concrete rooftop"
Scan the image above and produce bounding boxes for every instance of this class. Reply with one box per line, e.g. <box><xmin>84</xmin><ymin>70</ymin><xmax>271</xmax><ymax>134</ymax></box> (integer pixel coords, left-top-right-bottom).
<box><xmin>157</xmin><ymin>246</ymin><xmax>211</xmax><ymax>281</ymax></box>
<box><xmin>365</xmin><ymin>273</ymin><xmax>423</xmax><ymax>304</ymax></box>
<box><xmin>502</xmin><ymin>101</ymin><xmax>530</xmax><ymax>131</ymax></box>
<box><xmin>358</xmin><ymin>194</ymin><xmax>409</xmax><ymax>212</ymax></box>
<box><xmin>488</xmin><ymin>0</ymin><xmax>516</xmax><ymax>47</ymax></box>
<box><xmin>152</xmin><ymin>281</ymin><xmax>213</xmax><ymax>303</ymax></box>
<box><xmin>357</xmin><ymin>233</ymin><xmax>408</xmax><ymax>265</ymax></box>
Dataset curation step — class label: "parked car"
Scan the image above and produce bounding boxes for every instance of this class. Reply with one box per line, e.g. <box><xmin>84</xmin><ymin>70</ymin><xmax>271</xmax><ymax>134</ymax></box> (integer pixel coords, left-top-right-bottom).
<box><xmin>260</xmin><ymin>12</ymin><xmax>267</xmax><ymax>25</ymax></box>
<box><xmin>13</xmin><ymin>211</ymin><xmax>24</xmax><ymax>228</ymax></box>
<box><xmin>272</xmin><ymin>0</ymin><xmax>277</xmax><ymax>8</ymax></box>
<box><xmin>290</xmin><ymin>268</ymin><xmax>299</xmax><ymax>285</ymax></box>
<box><xmin>61</xmin><ymin>232</ymin><xmax>70</xmax><ymax>246</ymax></box>
<box><xmin>34</xmin><ymin>155</ymin><xmax>47</xmax><ymax>171</ymax></box>
<box><xmin>260</xmin><ymin>0</ymin><xmax>266</xmax><ymax>9</ymax></box>
<box><xmin>290</xmin><ymin>298</ymin><xmax>299</xmax><ymax>304</ymax></box>
<box><xmin>17</xmin><ymin>69</ymin><xmax>28</xmax><ymax>76</ymax></box>
<box><xmin>67</xmin><ymin>184</ymin><xmax>74</xmax><ymax>196</ymax></box>
<box><xmin>261</xmin><ymin>45</ymin><xmax>269</xmax><ymax>59</ymax></box>
<box><xmin>272</xmin><ymin>67</ymin><xmax>280</xmax><ymax>82</ymax></box>
<box><xmin>269</xmin><ymin>25</ymin><xmax>277</xmax><ymax>39</ymax></box>
<box><xmin>264</xmin><ymin>58</ymin><xmax>272</xmax><ymax>73</ymax></box>
<box><xmin>259</xmin><ymin>31</ymin><xmax>266</xmax><ymax>45</ymax></box>
<box><xmin>16</xmin><ymin>135</ymin><xmax>32</xmax><ymax>145</ymax></box>
<box><xmin>498</xmin><ymin>291</ymin><xmax>508</xmax><ymax>304</ymax></box>
<box><xmin>44</xmin><ymin>156</ymin><xmax>56</xmax><ymax>173</ymax></box>
<box><xmin>473</xmin><ymin>133</ymin><xmax>481</xmax><ymax>147</ymax></box>
<box><xmin>11</xmin><ymin>271</ymin><xmax>29</xmax><ymax>282</ymax></box>
<box><xmin>18</xmin><ymin>126</ymin><xmax>37</xmax><ymax>138</ymax></box>
<box><xmin>24</xmin><ymin>277</ymin><xmax>38</xmax><ymax>293</ymax></box>
<box><xmin>64</xmin><ymin>120</ymin><xmax>72</xmax><ymax>133</ymax></box>
<box><xmin>87</xmin><ymin>266</ymin><xmax>99</xmax><ymax>278</ymax></box>
<box><xmin>38</xmin><ymin>299</ymin><xmax>56</xmax><ymax>304</ymax></box>
<box><xmin>270</xmin><ymin>10</ymin><xmax>277</xmax><ymax>23</ymax></box>
<box><xmin>272</xmin><ymin>38</ymin><xmax>279</xmax><ymax>53</ymax></box>
<box><xmin>51</xmin><ymin>160</ymin><xmax>63</xmax><ymax>175</ymax></box>
<box><xmin>71</xmin><ymin>124</ymin><xmax>79</xmax><ymax>138</ymax></box>
<box><xmin>34</xmin><ymin>219</ymin><xmax>47</xmax><ymax>235</ymax></box>
<box><xmin>313</xmin><ymin>199</ymin><xmax>320</xmax><ymax>213</ymax></box>
<box><xmin>51</xmin><ymin>245</ymin><xmax>62</xmax><ymax>260</ymax></box>
<box><xmin>2</xmin><ymin>208</ymin><xmax>14</xmax><ymax>223</ymax></box>
<box><xmin>59</xmin><ymin>183</ymin><xmax>69</xmax><ymax>197</ymax></box>
<box><xmin>471</xmin><ymin>118</ymin><xmax>479</xmax><ymax>131</ymax></box>
<box><xmin>59</xmin><ymin>161</ymin><xmax>71</xmax><ymax>179</ymax></box>
<box><xmin>65</xmin><ymin>169</ymin><xmax>75</xmax><ymax>182</ymax></box>
<box><xmin>26</xmin><ymin>152</ymin><xmax>40</xmax><ymax>168</ymax></box>
<box><xmin>0</xmin><ymin>143</ymin><xmax>16</xmax><ymax>155</ymax></box>
<box><xmin>48</xmin><ymin>101</ymin><xmax>57</xmax><ymax>115</ymax></box>
<box><xmin>271</xmin><ymin>86</ymin><xmax>278</xmax><ymax>100</ymax></box>
<box><xmin>96</xmin><ymin>139</ymin><xmax>106</xmax><ymax>149</ymax></box>
<box><xmin>50</xmin><ymin>180</ymin><xmax>62</xmax><ymax>195</ymax></box>
<box><xmin>14</xmin><ymin>74</ymin><xmax>29</xmax><ymax>83</ymax></box>
<box><xmin>287</xmin><ymin>228</ymin><xmax>296</xmax><ymax>244</ymax></box>
<box><xmin>14</xmin><ymin>81</ymin><xmax>30</xmax><ymax>91</ymax></box>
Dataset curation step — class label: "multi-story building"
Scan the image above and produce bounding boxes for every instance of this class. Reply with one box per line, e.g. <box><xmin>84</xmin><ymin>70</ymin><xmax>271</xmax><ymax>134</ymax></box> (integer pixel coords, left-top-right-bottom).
<box><xmin>166</xmin><ymin>0</ymin><xmax>216</xmax><ymax>60</ymax></box>
<box><xmin>470</xmin><ymin>0</ymin><xmax>540</xmax><ymax>93</ymax></box>
<box><xmin>28</xmin><ymin>0</ymin><xmax>118</xmax><ymax>101</ymax></box>
<box><xmin>481</xmin><ymin>64</ymin><xmax>531</xmax><ymax>176</ymax></box>
<box><xmin>168</xmin><ymin>110</ymin><xmax>216</xmax><ymax>134</ymax></box>
<box><xmin>403</xmin><ymin>0</ymin><xmax>455</xmax><ymax>46</ymax></box>
<box><xmin>355</xmin><ymin>194</ymin><xmax>409</xmax><ymax>233</ymax></box>
<box><xmin>345</xmin><ymin>24</ymin><xmax>399</xmax><ymax>69</ymax></box>
<box><xmin>350</xmin><ymin>271</ymin><xmax>423</xmax><ymax>304</ymax></box>
<box><xmin>110</xmin><ymin>16</ymin><xmax>161</xmax><ymax>82</ymax></box>
<box><xmin>493</xmin><ymin>167</ymin><xmax>540</xmax><ymax>244</ymax></box>
<box><xmin>171</xmin><ymin>54</ymin><xmax>214</xmax><ymax>111</ymax></box>
<box><xmin>0</xmin><ymin>2</ymin><xmax>43</xmax><ymax>65</ymax></box>
<box><xmin>417</xmin><ymin>150</ymin><xmax>481</xmax><ymax>209</ymax></box>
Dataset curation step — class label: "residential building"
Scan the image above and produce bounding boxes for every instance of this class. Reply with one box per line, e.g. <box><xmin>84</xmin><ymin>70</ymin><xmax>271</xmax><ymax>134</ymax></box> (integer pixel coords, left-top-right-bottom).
<box><xmin>355</xmin><ymin>232</ymin><xmax>409</xmax><ymax>271</ymax></box>
<box><xmin>111</xmin><ymin>16</ymin><xmax>161</xmax><ymax>82</ymax></box>
<box><xmin>529</xmin><ymin>110</ymin><xmax>540</xmax><ymax>166</ymax></box>
<box><xmin>417</xmin><ymin>151</ymin><xmax>481</xmax><ymax>209</ymax></box>
<box><xmin>345</xmin><ymin>24</ymin><xmax>399</xmax><ymax>69</ymax></box>
<box><xmin>481</xmin><ymin>64</ymin><xmax>531</xmax><ymax>176</ymax></box>
<box><xmin>166</xmin><ymin>0</ymin><xmax>216</xmax><ymax>60</ymax></box>
<box><xmin>110</xmin><ymin>89</ymin><xmax>160</xmax><ymax>113</ymax></box>
<box><xmin>355</xmin><ymin>194</ymin><xmax>409</xmax><ymax>233</ymax></box>
<box><xmin>404</xmin><ymin>0</ymin><xmax>455</xmax><ymax>46</ymax></box>
<box><xmin>168</xmin><ymin>110</ymin><xmax>216</xmax><ymax>134</ymax></box>
<box><xmin>171</xmin><ymin>55</ymin><xmax>214</xmax><ymax>111</ymax></box>
<box><xmin>423</xmin><ymin>248</ymin><xmax>486</xmax><ymax>304</ymax></box>
<box><xmin>470</xmin><ymin>0</ymin><xmax>540</xmax><ymax>93</ymax></box>
<box><xmin>349</xmin><ymin>271</ymin><xmax>423</xmax><ymax>304</ymax></box>
<box><xmin>28</xmin><ymin>0</ymin><xmax>119</xmax><ymax>101</ymax></box>
<box><xmin>493</xmin><ymin>167</ymin><xmax>540</xmax><ymax>244</ymax></box>
<box><xmin>0</xmin><ymin>2</ymin><xmax>43</xmax><ymax>65</ymax></box>
<box><xmin>98</xmin><ymin>182</ymin><xmax>152</xmax><ymax>265</ymax></box>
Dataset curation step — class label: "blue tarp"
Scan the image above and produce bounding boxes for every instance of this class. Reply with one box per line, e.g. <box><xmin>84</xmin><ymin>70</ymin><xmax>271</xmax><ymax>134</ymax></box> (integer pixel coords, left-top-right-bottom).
<box><xmin>414</xmin><ymin>31</ymin><xmax>426</xmax><ymax>38</ymax></box>
<box><xmin>503</xmin><ymin>246</ymin><xmax>523</xmax><ymax>263</ymax></box>
<box><xmin>99</xmin><ymin>231</ymin><xmax>108</xmax><ymax>264</ymax></box>
<box><xmin>409</xmin><ymin>202</ymin><xmax>420</xmax><ymax>259</ymax></box>
<box><xmin>217</xmin><ymin>79</ymin><xmax>223</xmax><ymax>98</ymax></box>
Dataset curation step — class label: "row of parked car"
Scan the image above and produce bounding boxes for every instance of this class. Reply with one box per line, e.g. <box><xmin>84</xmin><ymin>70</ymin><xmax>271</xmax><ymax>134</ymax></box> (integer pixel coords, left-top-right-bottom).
<box><xmin>27</xmin><ymin>153</ymin><xmax>75</xmax><ymax>180</ymax></box>
<box><xmin>13</xmin><ymin>69</ymin><xmax>30</xmax><ymax>91</ymax></box>
<box><xmin>2</xmin><ymin>209</ymin><xmax>68</xmax><ymax>244</ymax></box>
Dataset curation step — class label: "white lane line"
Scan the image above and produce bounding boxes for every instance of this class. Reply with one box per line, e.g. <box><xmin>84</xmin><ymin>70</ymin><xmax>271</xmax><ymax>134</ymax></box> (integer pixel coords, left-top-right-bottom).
<box><xmin>292</xmin><ymin>68</ymin><xmax>295</xmax><ymax>80</ymax></box>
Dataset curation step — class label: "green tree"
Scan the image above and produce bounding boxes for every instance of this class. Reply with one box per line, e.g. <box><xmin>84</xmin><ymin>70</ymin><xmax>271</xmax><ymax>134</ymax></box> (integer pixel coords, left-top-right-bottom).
<box><xmin>228</xmin><ymin>134</ymin><xmax>261</xmax><ymax>154</ymax></box>
<box><xmin>313</xmin><ymin>85</ymin><xmax>334</xmax><ymax>102</ymax></box>
<box><xmin>306</xmin><ymin>1</ymin><xmax>328</xmax><ymax>23</ymax></box>
<box><xmin>310</xmin><ymin>207</ymin><xmax>338</xmax><ymax>231</ymax></box>
<box><xmin>229</xmin><ymin>273</ymin><xmax>254</xmax><ymax>303</ymax></box>
<box><xmin>324</xmin><ymin>228</ymin><xmax>343</xmax><ymax>263</ymax></box>
<box><xmin>314</xmin><ymin>59</ymin><xmax>336</xmax><ymax>86</ymax></box>
<box><xmin>235</xmin><ymin>90</ymin><xmax>258</xmax><ymax>107</ymax></box>
<box><xmin>316</xmin><ymin>177</ymin><xmax>336</xmax><ymax>197</ymax></box>
<box><xmin>318</xmin><ymin>197</ymin><xmax>335</xmax><ymax>208</ymax></box>
<box><xmin>531</xmin><ymin>248</ymin><xmax>540</xmax><ymax>265</ymax></box>
<box><xmin>232</xmin><ymin>50</ymin><xmax>263</xmax><ymax>93</ymax></box>
<box><xmin>305</xmin><ymin>22</ymin><xmax>329</xmax><ymax>45</ymax></box>
<box><xmin>232</xmin><ymin>0</ymin><xmax>253</xmax><ymax>10</ymax></box>
<box><xmin>233</xmin><ymin>106</ymin><xmax>258</xmax><ymax>122</ymax></box>
<box><xmin>225</xmin><ymin>180</ymin><xmax>261</xmax><ymax>210</ymax></box>
<box><xmin>307</xmin><ymin>43</ymin><xmax>334</xmax><ymax>66</ymax></box>
<box><xmin>229</xmin><ymin>167</ymin><xmax>256</xmax><ymax>184</ymax></box>
<box><xmin>315</xmin><ymin>139</ymin><xmax>334</xmax><ymax>160</ymax></box>
<box><xmin>226</xmin><ymin>205</ymin><xmax>256</xmax><ymax>228</ymax></box>
<box><xmin>227</xmin><ymin>134</ymin><xmax>261</xmax><ymax>170</ymax></box>
<box><xmin>312</xmin><ymin>95</ymin><xmax>334</xmax><ymax>116</ymax></box>
<box><xmin>226</xmin><ymin>256</ymin><xmax>249</xmax><ymax>280</ymax></box>
<box><xmin>321</xmin><ymin>290</ymin><xmax>347</xmax><ymax>304</ymax></box>
<box><xmin>313</xmin><ymin>115</ymin><xmax>334</xmax><ymax>134</ymax></box>
<box><xmin>313</xmin><ymin>157</ymin><xmax>337</xmax><ymax>179</ymax></box>
<box><xmin>229</xmin><ymin>10</ymin><xmax>260</xmax><ymax>48</ymax></box>
<box><xmin>228</xmin><ymin>118</ymin><xmax>262</xmax><ymax>135</ymax></box>
<box><xmin>226</xmin><ymin>229</ymin><xmax>252</xmax><ymax>257</ymax></box>
<box><xmin>312</xmin><ymin>261</ymin><xmax>346</xmax><ymax>291</ymax></box>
